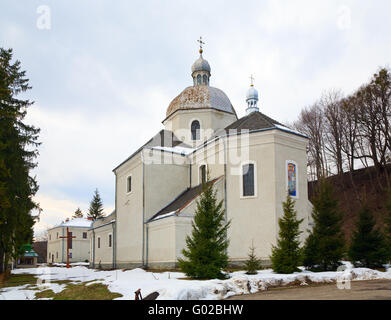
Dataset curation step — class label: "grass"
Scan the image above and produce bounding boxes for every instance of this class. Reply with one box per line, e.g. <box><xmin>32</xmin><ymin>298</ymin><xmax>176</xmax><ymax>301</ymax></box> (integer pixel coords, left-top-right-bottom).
<box><xmin>0</xmin><ymin>273</ymin><xmax>37</xmax><ymax>289</ymax></box>
<box><xmin>35</xmin><ymin>282</ymin><xmax>123</xmax><ymax>300</ymax></box>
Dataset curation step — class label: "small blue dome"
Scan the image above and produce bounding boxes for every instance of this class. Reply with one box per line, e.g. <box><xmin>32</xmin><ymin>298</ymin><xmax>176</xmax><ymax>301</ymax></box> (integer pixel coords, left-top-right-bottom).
<box><xmin>191</xmin><ymin>55</ymin><xmax>211</xmax><ymax>74</ymax></box>
<box><xmin>246</xmin><ymin>86</ymin><xmax>258</xmax><ymax>101</ymax></box>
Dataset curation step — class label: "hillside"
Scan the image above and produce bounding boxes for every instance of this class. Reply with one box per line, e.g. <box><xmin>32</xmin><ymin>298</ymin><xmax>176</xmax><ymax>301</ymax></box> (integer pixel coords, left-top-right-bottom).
<box><xmin>308</xmin><ymin>166</ymin><xmax>391</xmax><ymax>242</ymax></box>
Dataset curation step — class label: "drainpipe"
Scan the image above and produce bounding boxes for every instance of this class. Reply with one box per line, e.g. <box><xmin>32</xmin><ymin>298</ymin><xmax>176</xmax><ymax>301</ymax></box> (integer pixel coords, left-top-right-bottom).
<box><xmin>62</xmin><ymin>227</ymin><xmax>65</xmax><ymax>263</ymax></box>
<box><xmin>92</xmin><ymin>229</ymin><xmax>95</xmax><ymax>269</ymax></box>
<box><xmin>142</xmin><ymin>153</ymin><xmax>145</xmax><ymax>267</ymax></box>
<box><xmin>113</xmin><ymin>172</ymin><xmax>117</xmax><ymax>269</ymax></box>
<box><xmin>223</xmin><ymin>136</ymin><xmax>228</xmax><ymax>256</ymax></box>
<box><xmin>145</xmin><ymin>223</ymin><xmax>149</xmax><ymax>268</ymax></box>
<box><xmin>112</xmin><ymin>222</ymin><xmax>115</xmax><ymax>269</ymax></box>
<box><xmin>189</xmin><ymin>162</ymin><xmax>192</xmax><ymax>188</ymax></box>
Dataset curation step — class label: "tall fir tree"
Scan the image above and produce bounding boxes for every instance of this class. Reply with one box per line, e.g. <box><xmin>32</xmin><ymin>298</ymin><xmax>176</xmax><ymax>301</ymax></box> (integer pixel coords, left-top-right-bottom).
<box><xmin>87</xmin><ymin>189</ymin><xmax>104</xmax><ymax>221</ymax></box>
<box><xmin>244</xmin><ymin>243</ymin><xmax>261</xmax><ymax>275</ymax></box>
<box><xmin>178</xmin><ymin>177</ymin><xmax>230</xmax><ymax>279</ymax></box>
<box><xmin>270</xmin><ymin>194</ymin><xmax>303</xmax><ymax>274</ymax></box>
<box><xmin>303</xmin><ymin>180</ymin><xmax>345</xmax><ymax>271</ymax></box>
<box><xmin>73</xmin><ymin>207</ymin><xmax>83</xmax><ymax>219</ymax></box>
<box><xmin>0</xmin><ymin>48</ymin><xmax>40</xmax><ymax>273</ymax></box>
<box><xmin>348</xmin><ymin>205</ymin><xmax>388</xmax><ymax>268</ymax></box>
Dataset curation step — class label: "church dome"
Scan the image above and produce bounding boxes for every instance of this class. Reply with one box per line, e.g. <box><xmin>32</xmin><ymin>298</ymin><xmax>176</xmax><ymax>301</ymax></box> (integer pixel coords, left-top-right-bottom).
<box><xmin>246</xmin><ymin>86</ymin><xmax>258</xmax><ymax>101</ymax></box>
<box><xmin>191</xmin><ymin>56</ymin><xmax>211</xmax><ymax>74</ymax></box>
<box><xmin>165</xmin><ymin>86</ymin><xmax>237</xmax><ymax>119</ymax></box>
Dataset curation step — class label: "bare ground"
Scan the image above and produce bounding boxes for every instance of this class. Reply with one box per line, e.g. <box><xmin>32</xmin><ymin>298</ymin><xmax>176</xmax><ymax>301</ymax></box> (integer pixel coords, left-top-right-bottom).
<box><xmin>227</xmin><ymin>279</ymin><xmax>391</xmax><ymax>300</ymax></box>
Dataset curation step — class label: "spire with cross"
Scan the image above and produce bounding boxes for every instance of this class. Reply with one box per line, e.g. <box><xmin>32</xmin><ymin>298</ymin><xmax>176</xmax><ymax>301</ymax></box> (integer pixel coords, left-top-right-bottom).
<box><xmin>197</xmin><ymin>36</ymin><xmax>205</xmax><ymax>54</ymax></box>
<box><xmin>249</xmin><ymin>74</ymin><xmax>255</xmax><ymax>87</ymax></box>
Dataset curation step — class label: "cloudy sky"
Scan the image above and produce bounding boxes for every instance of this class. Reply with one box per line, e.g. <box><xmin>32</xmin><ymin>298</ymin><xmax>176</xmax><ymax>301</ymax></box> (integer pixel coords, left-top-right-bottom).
<box><xmin>1</xmin><ymin>0</ymin><xmax>391</xmax><ymax>237</ymax></box>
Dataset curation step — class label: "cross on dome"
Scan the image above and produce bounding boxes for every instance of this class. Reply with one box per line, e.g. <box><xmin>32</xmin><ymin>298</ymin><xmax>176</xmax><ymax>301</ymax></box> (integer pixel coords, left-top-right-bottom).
<box><xmin>249</xmin><ymin>74</ymin><xmax>255</xmax><ymax>87</ymax></box>
<box><xmin>197</xmin><ymin>36</ymin><xmax>205</xmax><ymax>54</ymax></box>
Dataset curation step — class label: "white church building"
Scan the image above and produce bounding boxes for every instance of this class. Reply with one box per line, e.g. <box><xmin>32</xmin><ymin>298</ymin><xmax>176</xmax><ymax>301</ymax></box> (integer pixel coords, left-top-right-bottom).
<box><xmin>90</xmin><ymin>42</ymin><xmax>313</xmax><ymax>269</ymax></box>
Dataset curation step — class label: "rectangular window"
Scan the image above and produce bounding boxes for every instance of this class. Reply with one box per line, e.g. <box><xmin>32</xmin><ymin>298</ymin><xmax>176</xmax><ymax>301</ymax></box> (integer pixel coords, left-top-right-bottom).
<box><xmin>49</xmin><ymin>234</ymin><xmax>51</xmax><ymax>241</ymax></box>
<box><xmin>56</xmin><ymin>232</ymin><xmax>58</xmax><ymax>239</ymax></box>
<box><xmin>243</xmin><ymin>163</ymin><xmax>255</xmax><ymax>197</ymax></box>
<box><xmin>69</xmin><ymin>252</ymin><xmax>72</xmax><ymax>259</ymax></box>
<box><xmin>56</xmin><ymin>252</ymin><xmax>58</xmax><ymax>258</ymax></box>
<box><xmin>98</xmin><ymin>237</ymin><xmax>101</xmax><ymax>249</ymax></box>
<box><xmin>83</xmin><ymin>232</ymin><xmax>87</xmax><ymax>239</ymax></box>
<box><xmin>69</xmin><ymin>232</ymin><xmax>73</xmax><ymax>249</ymax></box>
<box><xmin>127</xmin><ymin>176</ymin><xmax>132</xmax><ymax>193</ymax></box>
<box><xmin>199</xmin><ymin>165</ymin><xmax>206</xmax><ymax>184</ymax></box>
<box><xmin>109</xmin><ymin>234</ymin><xmax>112</xmax><ymax>248</ymax></box>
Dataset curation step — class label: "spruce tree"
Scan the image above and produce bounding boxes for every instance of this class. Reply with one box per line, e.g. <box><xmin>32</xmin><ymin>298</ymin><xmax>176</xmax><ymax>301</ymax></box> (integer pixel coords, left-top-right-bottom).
<box><xmin>348</xmin><ymin>205</ymin><xmax>388</xmax><ymax>268</ymax></box>
<box><xmin>178</xmin><ymin>179</ymin><xmax>230</xmax><ymax>279</ymax></box>
<box><xmin>270</xmin><ymin>194</ymin><xmax>303</xmax><ymax>274</ymax></box>
<box><xmin>303</xmin><ymin>180</ymin><xmax>345</xmax><ymax>271</ymax></box>
<box><xmin>87</xmin><ymin>189</ymin><xmax>104</xmax><ymax>220</ymax></box>
<box><xmin>73</xmin><ymin>207</ymin><xmax>83</xmax><ymax>219</ymax></box>
<box><xmin>244</xmin><ymin>243</ymin><xmax>261</xmax><ymax>275</ymax></box>
<box><xmin>0</xmin><ymin>48</ymin><xmax>40</xmax><ymax>273</ymax></box>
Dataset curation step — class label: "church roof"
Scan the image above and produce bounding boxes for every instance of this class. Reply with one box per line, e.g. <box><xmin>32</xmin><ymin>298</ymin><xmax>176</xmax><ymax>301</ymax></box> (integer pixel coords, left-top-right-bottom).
<box><xmin>113</xmin><ymin>130</ymin><xmax>190</xmax><ymax>172</ymax></box>
<box><xmin>147</xmin><ymin>177</ymin><xmax>221</xmax><ymax>222</ymax></box>
<box><xmin>211</xmin><ymin>111</ymin><xmax>307</xmax><ymax>139</ymax></box>
<box><xmin>224</xmin><ymin>110</ymin><xmax>283</xmax><ymax>132</ymax></box>
<box><xmin>165</xmin><ymin>86</ymin><xmax>237</xmax><ymax>121</ymax></box>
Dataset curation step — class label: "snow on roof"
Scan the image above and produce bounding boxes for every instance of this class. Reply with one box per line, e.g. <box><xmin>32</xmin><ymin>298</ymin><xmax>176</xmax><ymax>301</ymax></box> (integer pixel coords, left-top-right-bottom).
<box><xmin>274</xmin><ymin>124</ymin><xmax>307</xmax><ymax>137</ymax></box>
<box><xmin>151</xmin><ymin>146</ymin><xmax>195</xmax><ymax>156</ymax></box>
<box><xmin>55</xmin><ymin>218</ymin><xmax>93</xmax><ymax>229</ymax></box>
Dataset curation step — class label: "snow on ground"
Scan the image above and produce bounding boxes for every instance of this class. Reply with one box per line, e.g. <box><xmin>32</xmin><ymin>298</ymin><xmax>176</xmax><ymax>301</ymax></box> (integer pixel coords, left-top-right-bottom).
<box><xmin>1</xmin><ymin>262</ymin><xmax>390</xmax><ymax>300</ymax></box>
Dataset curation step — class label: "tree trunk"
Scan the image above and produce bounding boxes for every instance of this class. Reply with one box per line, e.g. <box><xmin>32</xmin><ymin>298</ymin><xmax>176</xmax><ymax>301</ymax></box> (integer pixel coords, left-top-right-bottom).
<box><xmin>0</xmin><ymin>249</ymin><xmax>4</xmax><ymax>274</ymax></box>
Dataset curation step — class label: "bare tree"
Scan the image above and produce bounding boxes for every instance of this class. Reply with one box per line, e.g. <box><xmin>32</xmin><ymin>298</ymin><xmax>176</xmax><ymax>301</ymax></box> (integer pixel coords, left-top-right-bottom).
<box><xmin>294</xmin><ymin>103</ymin><xmax>327</xmax><ymax>180</ymax></box>
<box><xmin>321</xmin><ymin>90</ymin><xmax>345</xmax><ymax>175</ymax></box>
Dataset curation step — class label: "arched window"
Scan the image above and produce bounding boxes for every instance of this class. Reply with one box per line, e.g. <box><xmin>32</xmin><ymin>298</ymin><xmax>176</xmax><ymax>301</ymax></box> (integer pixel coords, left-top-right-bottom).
<box><xmin>203</xmin><ymin>75</ymin><xmax>208</xmax><ymax>85</ymax></box>
<box><xmin>191</xmin><ymin>120</ymin><xmax>200</xmax><ymax>141</ymax></box>
<box><xmin>197</xmin><ymin>74</ymin><xmax>201</xmax><ymax>85</ymax></box>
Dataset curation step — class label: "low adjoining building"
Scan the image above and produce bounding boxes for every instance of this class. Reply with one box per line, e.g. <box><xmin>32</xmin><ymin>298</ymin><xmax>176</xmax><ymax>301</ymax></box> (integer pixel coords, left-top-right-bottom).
<box><xmin>47</xmin><ymin>218</ymin><xmax>92</xmax><ymax>264</ymax></box>
<box><xmin>89</xmin><ymin>211</ymin><xmax>116</xmax><ymax>269</ymax></box>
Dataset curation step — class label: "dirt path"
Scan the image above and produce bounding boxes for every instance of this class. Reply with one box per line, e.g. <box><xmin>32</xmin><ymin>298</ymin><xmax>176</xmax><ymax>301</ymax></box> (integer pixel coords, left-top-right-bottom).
<box><xmin>227</xmin><ymin>279</ymin><xmax>391</xmax><ymax>300</ymax></box>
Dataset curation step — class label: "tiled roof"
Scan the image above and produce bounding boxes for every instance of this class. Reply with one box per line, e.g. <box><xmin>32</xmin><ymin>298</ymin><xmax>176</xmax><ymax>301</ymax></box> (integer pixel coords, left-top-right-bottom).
<box><xmin>165</xmin><ymin>86</ymin><xmax>237</xmax><ymax>120</ymax></box>
<box><xmin>147</xmin><ymin>177</ymin><xmax>221</xmax><ymax>222</ymax></box>
<box><xmin>224</xmin><ymin>111</ymin><xmax>282</xmax><ymax>131</ymax></box>
<box><xmin>113</xmin><ymin>130</ymin><xmax>190</xmax><ymax>171</ymax></box>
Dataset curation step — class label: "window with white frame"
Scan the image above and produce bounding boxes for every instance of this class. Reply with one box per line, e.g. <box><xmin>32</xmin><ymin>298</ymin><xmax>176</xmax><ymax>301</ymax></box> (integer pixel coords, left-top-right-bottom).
<box><xmin>83</xmin><ymin>232</ymin><xmax>87</xmax><ymax>239</ymax></box>
<box><xmin>241</xmin><ymin>162</ymin><xmax>256</xmax><ymax>197</ymax></box>
<box><xmin>97</xmin><ymin>237</ymin><xmax>101</xmax><ymax>249</ymax></box>
<box><xmin>108</xmin><ymin>234</ymin><xmax>112</xmax><ymax>248</ymax></box>
<box><xmin>127</xmin><ymin>175</ymin><xmax>132</xmax><ymax>193</ymax></box>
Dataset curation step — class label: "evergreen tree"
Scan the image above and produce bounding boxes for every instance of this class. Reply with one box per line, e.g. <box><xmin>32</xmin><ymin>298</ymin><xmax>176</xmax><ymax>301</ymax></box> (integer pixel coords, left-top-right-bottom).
<box><xmin>87</xmin><ymin>189</ymin><xmax>104</xmax><ymax>220</ymax></box>
<box><xmin>178</xmin><ymin>178</ymin><xmax>230</xmax><ymax>279</ymax></box>
<box><xmin>73</xmin><ymin>207</ymin><xmax>83</xmax><ymax>219</ymax></box>
<box><xmin>244</xmin><ymin>243</ymin><xmax>261</xmax><ymax>275</ymax></box>
<box><xmin>303</xmin><ymin>180</ymin><xmax>345</xmax><ymax>271</ymax></box>
<box><xmin>270</xmin><ymin>194</ymin><xmax>303</xmax><ymax>274</ymax></box>
<box><xmin>0</xmin><ymin>48</ymin><xmax>40</xmax><ymax>273</ymax></box>
<box><xmin>348</xmin><ymin>205</ymin><xmax>388</xmax><ymax>268</ymax></box>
